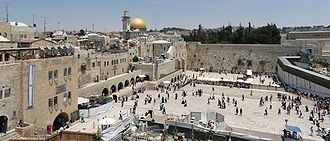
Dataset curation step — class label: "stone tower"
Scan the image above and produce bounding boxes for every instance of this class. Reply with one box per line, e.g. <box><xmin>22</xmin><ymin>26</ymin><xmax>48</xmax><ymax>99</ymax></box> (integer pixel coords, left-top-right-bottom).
<box><xmin>121</xmin><ymin>10</ymin><xmax>130</xmax><ymax>31</ymax></box>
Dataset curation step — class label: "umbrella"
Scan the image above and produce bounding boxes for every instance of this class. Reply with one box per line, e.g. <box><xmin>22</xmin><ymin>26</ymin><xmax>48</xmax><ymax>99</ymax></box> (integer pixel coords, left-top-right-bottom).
<box><xmin>99</xmin><ymin>118</ymin><xmax>116</xmax><ymax>125</ymax></box>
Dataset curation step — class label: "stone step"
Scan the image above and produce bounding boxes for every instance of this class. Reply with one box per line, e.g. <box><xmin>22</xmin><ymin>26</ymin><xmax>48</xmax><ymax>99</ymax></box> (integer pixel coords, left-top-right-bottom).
<box><xmin>0</xmin><ymin>130</ymin><xmax>21</xmax><ymax>141</ymax></box>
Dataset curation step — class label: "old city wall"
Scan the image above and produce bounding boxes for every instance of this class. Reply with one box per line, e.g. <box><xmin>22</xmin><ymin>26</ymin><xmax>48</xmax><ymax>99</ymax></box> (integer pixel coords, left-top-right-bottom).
<box><xmin>186</xmin><ymin>42</ymin><xmax>300</xmax><ymax>72</ymax></box>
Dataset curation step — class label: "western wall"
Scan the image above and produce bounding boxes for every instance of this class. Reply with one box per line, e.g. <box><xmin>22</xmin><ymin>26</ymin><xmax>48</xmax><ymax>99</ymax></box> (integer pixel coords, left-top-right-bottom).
<box><xmin>186</xmin><ymin>42</ymin><xmax>301</xmax><ymax>72</ymax></box>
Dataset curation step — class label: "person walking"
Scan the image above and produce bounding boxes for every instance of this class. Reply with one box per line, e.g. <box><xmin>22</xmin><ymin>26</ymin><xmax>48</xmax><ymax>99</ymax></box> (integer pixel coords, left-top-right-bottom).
<box><xmin>264</xmin><ymin>108</ymin><xmax>268</xmax><ymax>116</ymax></box>
<box><xmin>240</xmin><ymin>108</ymin><xmax>243</xmax><ymax>115</ymax></box>
<box><xmin>235</xmin><ymin>107</ymin><xmax>239</xmax><ymax>115</ymax></box>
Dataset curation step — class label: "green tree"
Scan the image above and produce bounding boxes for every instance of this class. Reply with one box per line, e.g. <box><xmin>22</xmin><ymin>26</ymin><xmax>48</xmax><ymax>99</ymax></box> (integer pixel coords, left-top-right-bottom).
<box><xmin>132</xmin><ymin>55</ymin><xmax>139</xmax><ymax>62</ymax></box>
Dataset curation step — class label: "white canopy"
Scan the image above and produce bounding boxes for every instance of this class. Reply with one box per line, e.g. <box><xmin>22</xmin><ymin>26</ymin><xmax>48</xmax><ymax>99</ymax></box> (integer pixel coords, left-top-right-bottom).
<box><xmin>78</xmin><ymin>97</ymin><xmax>89</xmax><ymax>105</ymax></box>
<box><xmin>199</xmin><ymin>68</ymin><xmax>205</xmax><ymax>71</ymax></box>
<box><xmin>163</xmin><ymin>81</ymin><xmax>171</xmax><ymax>84</ymax></box>
<box><xmin>138</xmin><ymin>75</ymin><xmax>146</xmax><ymax>78</ymax></box>
<box><xmin>246</xmin><ymin>69</ymin><xmax>253</xmax><ymax>76</ymax></box>
<box><xmin>99</xmin><ymin>118</ymin><xmax>116</xmax><ymax>125</ymax></box>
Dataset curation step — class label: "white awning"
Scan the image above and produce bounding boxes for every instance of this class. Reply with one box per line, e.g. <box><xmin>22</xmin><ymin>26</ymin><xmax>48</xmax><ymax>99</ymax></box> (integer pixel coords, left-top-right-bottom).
<box><xmin>163</xmin><ymin>81</ymin><xmax>171</xmax><ymax>84</ymax></box>
<box><xmin>139</xmin><ymin>75</ymin><xmax>146</xmax><ymax>78</ymax></box>
<box><xmin>78</xmin><ymin>97</ymin><xmax>89</xmax><ymax>105</ymax></box>
<box><xmin>200</xmin><ymin>68</ymin><xmax>205</xmax><ymax>71</ymax></box>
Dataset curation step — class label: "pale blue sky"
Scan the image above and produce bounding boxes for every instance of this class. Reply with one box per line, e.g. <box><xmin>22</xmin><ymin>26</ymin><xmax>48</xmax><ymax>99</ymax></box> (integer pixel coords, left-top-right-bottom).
<box><xmin>2</xmin><ymin>0</ymin><xmax>330</xmax><ymax>31</ymax></box>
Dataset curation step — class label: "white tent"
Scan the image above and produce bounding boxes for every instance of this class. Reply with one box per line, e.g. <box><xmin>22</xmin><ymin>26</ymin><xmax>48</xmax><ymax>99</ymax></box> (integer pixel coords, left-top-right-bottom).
<box><xmin>78</xmin><ymin>97</ymin><xmax>89</xmax><ymax>105</ymax></box>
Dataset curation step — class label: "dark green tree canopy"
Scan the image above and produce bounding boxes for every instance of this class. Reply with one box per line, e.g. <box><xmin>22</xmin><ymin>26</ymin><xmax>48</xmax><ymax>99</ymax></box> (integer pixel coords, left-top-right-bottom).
<box><xmin>183</xmin><ymin>23</ymin><xmax>281</xmax><ymax>44</ymax></box>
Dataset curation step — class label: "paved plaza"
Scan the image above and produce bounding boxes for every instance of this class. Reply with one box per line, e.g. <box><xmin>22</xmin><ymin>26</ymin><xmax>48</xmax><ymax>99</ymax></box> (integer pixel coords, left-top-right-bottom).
<box><xmin>68</xmin><ymin>79</ymin><xmax>329</xmax><ymax>141</ymax></box>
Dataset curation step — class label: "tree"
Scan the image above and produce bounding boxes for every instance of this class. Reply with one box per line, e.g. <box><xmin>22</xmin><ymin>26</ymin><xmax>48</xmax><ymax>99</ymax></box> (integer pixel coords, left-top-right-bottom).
<box><xmin>78</xmin><ymin>29</ymin><xmax>85</xmax><ymax>36</ymax></box>
<box><xmin>132</xmin><ymin>55</ymin><xmax>139</xmax><ymax>62</ymax></box>
<box><xmin>247</xmin><ymin>60</ymin><xmax>253</xmax><ymax>67</ymax></box>
<box><xmin>259</xmin><ymin>60</ymin><xmax>267</xmax><ymax>71</ymax></box>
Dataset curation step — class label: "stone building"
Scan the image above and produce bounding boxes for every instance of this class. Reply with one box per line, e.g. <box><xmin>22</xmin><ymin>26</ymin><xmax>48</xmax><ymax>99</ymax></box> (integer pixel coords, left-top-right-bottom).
<box><xmin>0</xmin><ymin>48</ymin><xmax>78</xmax><ymax>134</ymax></box>
<box><xmin>0</xmin><ymin>21</ymin><xmax>34</xmax><ymax>43</ymax></box>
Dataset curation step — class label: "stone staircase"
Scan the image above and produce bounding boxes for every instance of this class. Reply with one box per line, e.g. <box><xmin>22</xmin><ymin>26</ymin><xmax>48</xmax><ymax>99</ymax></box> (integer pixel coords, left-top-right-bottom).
<box><xmin>0</xmin><ymin>130</ymin><xmax>21</xmax><ymax>141</ymax></box>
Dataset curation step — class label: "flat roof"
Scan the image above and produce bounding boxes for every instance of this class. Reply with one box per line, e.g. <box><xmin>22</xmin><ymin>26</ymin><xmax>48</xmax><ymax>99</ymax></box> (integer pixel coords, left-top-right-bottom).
<box><xmin>0</xmin><ymin>47</ymin><xmax>39</xmax><ymax>52</ymax></box>
<box><xmin>289</xmin><ymin>31</ymin><xmax>330</xmax><ymax>34</ymax></box>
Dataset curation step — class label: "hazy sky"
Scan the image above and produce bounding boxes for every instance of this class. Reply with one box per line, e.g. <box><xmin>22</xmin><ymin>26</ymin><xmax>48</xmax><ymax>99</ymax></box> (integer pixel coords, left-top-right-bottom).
<box><xmin>2</xmin><ymin>0</ymin><xmax>330</xmax><ymax>32</ymax></box>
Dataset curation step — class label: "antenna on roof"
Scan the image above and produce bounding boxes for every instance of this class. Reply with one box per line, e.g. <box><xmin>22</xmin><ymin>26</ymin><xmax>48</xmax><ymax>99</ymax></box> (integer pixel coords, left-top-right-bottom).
<box><xmin>39</xmin><ymin>16</ymin><xmax>49</xmax><ymax>36</ymax></box>
<box><xmin>5</xmin><ymin>0</ymin><xmax>9</xmax><ymax>22</ymax></box>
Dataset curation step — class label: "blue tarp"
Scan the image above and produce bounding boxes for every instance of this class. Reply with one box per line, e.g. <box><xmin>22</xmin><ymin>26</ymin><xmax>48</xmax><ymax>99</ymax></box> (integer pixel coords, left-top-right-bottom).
<box><xmin>285</xmin><ymin>125</ymin><xmax>302</xmax><ymax>133</ymax></box>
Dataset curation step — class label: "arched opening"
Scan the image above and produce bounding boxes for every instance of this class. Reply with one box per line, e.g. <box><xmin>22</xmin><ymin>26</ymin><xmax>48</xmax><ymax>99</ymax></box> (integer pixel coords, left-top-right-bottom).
<box><xmin>171</xmin><ymin>78</ymin><xmax>174</xmax><ymax>83</ymax></box>
<box><xmin>177</xmin><ymin>76</ymin><xmax>180</xmax><ymax>80</ymax></box>
<box><xmin>130</xmin><ymin>78</ymin><xmax>135</xmax><ymax>85</ymax></box>
<box><xmin>113</xmin><ymin>94</ymin><xmax>118</xmax><ymax>103</ymax></box>
<box><xmin>136</xmin><ymin>76</ymin><xmax>141</xmax><ymax>83</ymax></box>
<box><xmin>0</xmin><ymin>116</ymin><xmax>8</xmax><ymax>133</ymax></box>
<box><xmin>102</xmin><ymin>88</ymin><xmax>109</xmax><ymax>96</ymax></box>
<box><xmin>174</xmin><ymin>77</ymin><xmax>177</xmax><ymax>82</ymax></box>
<box><xmin>118</xmin><ymin>82</ymin><xmax>124</xmax><ymax>91</ymax></box>
<box><xmin>111</xmin><ymin>85</ymin><xmax>116</xmax><ymax>93</ymax></box>
<box><xmin>124</xmin><ymin>80</ymin><xmax>129</xmax><ymax>87</ymax></box>
<box><xmin>145</xmin><ymin>75</ymin><xmax>150</xmax><ymax>81</ymax></box>
<box><xmin>52</xmin><ymin>112</ymin><xmax>69</xmax><ymax>131</ymax></box>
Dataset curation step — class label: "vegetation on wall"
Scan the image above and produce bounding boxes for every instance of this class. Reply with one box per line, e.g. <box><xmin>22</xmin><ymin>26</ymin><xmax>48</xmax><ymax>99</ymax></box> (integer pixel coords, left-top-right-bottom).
<box><xmin>183</xmin><ymin>23</ymin><xmax>281</xmax><ymax>44</ymax></box>
<box><xmin>132</xmin><ymin>55</ymin><xmax>139</xmax><ymax>62</ymax></box>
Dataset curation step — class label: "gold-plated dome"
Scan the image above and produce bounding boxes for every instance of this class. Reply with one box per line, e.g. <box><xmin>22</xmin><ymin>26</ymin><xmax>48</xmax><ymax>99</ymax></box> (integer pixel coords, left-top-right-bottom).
<box><xmin>130</xmin><ymin>18</ymin><xmax>146</xmax><ymax>29</ymax></box>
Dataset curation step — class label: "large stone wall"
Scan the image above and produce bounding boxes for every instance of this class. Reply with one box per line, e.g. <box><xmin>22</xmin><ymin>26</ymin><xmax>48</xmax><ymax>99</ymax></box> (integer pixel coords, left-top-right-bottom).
<box><xmin>186</xmin><ymin>42</ymin><xmax>300</xmax><ymax>72</ymax></box>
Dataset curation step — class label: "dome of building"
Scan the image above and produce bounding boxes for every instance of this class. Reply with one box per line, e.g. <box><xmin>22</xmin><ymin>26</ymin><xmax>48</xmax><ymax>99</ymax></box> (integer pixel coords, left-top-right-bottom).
<box><xmin>130</xmin><ymin>18</ymin><xmax>146</xmax><ymax>29</ymax></box>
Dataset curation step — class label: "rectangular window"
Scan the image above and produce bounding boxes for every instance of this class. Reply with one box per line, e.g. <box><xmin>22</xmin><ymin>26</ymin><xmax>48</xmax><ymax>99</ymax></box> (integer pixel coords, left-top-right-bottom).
<box><xmin>68</xmin><ymin>67</ymin><xmax>72</xmax><ymax>75</ymax></box>
<box><xmin>48</xmin><ymin>71</ymin><xmax>53</xmax><ymax>80</ymax></box>
<box><xmin>54</xmin><ymin>70</ymin><xmax>58</xmax><ymax>78</ymax></box>
<box><xmin>98</xmin><ymin>61</ymin><xmax>100</xmax><ymax>66</ymax></box>
<box><xmin>107</xmin><ymin>61</ymin><xmax>109</xmax><ymax>66</ymax></box>
<box><xmin>92</xmin><ymin>62</ymin><xmax>95</xmax><ymax>67</ymax></box>
<box><xmin>54</xmin><ymin>96</ymin><xmax>58</xmax><ymax>106</ymax></box>
<box><xmin>104</xmin><ymin>61</ymin><xmax>106</xmax><ymax>66</ymax></box>
<box><xmin>0</xmin><ymin>90</ymin><xmax>3</xmax><ymax>100</ymax></box>
<box><xmin>68</xmin><ymin>92</ymin><xmax>71</xmax><ymax>100</ymax></box>
<box><xmin>64</xmin><ymin>68</ymin><xmax>68</xmax><ymax>76</ymax></box>
<box><xmin>63</xmin><ymin>93</ymin><xmax>67</xmax><ymax>102</ymax></box>
<box><xmin>4</xmin><ymin>88</ymin><xmax>10</xmax><ymax>98</ymax></box>
<box><xmin>48</xmin><ymin>98</ymin><xmax>53</xmax><ymax>107</ymax></box>
<box><xmin>114</xmin><ymin>71</ymin><xmax>116</xmax><ymax>75</ymax></box>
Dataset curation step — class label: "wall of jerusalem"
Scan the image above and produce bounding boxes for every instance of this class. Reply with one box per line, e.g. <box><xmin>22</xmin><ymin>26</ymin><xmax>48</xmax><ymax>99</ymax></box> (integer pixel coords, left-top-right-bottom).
<box><xmin>186</xmin><ymin>42</ymin><xmax>301</xmax><ymax>73</ymax></box>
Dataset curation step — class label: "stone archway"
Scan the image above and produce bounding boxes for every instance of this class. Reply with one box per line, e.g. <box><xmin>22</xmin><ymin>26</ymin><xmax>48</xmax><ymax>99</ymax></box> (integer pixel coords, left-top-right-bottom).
<box><xmin>145</xmin><ymin>75</ymin><xmax>150</xmax><ymax>81</ymax></box>
<box><xmin>136</xmin><ymin>76</ymin><xmax>140</xmax><ymax>83</ymax></box>
<box><xmin>111</xmin><ymin>85</ymin><xmax>116</xmax><ymax>93</ymax></box>
<box><xmin>52</xmin><ymin>112</ymin><xmax>69</xmax><ymax>131</ymax></box>
<box><xmin>118</xmin><ymin>82</ymin><xmax>124</xmax><ymax>91</ymax></box>
<box><xmin>0</xmin><ymin>116</ymin><xmax>8</xmax><ymax>133</ymax></box>
<box><xmin>124</xmin><ymin>80</ymin><xmax>129</xmax><ymax>87</ymax></box>
<box><xmin>102</xmin><ymin>88</ymin><xmax>109</xmax><ymax>96</ymax></box>
<box><xmin>130</xmin><ymin>78</ymin><xmax>135</xmax><ymax>85</ymax></box>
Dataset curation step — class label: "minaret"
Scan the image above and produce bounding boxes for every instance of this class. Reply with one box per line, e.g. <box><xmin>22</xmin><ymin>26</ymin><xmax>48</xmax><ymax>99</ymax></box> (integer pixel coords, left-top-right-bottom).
<box><xmin>121</xmin><ymin>10</ymin><xmax>130</xmax><ymax>31</ymax></box>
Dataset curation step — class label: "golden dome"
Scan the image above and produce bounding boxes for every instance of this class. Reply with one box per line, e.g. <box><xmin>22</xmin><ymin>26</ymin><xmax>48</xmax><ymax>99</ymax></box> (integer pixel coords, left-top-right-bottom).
<box><xmin>130</xmin><ymin>18</ymin><xmax>146</xmax><ymax>29</ymax></box>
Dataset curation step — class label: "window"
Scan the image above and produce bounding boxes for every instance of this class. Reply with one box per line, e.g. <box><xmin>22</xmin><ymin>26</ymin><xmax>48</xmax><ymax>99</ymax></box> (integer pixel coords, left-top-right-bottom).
<box><xmin>114</xmin><ymin>71</ymin><xmax>116</xmax><ymax>75</ymax></box>
<box><xmin>48</xmin><ymin>98</ymin><xmax>53</xmax><ymax>107</ymax></box>
<box><xmin>4</xmin><ymin>88</ymin><xmax>11</xmax><ymax>98</ymax></box>
<box><xmin>63</xmin><ymin>93</ymin><xmax>67</xmax><ymax>102</ymax></box>
<box><xmin>64</xmin><ymin>68</ymin><xmax>68</xmax><ymax>76</ymax></box>
<box><xmin>92</xmin><ymin>62</ymin><xmax>95</xmax><ymax>67</ymax></box>
<box><xmin>68</xmin><ymin>92</ymin><xmax>71</xmax><ymax>100</ymax></box>
<box><xmin>0</xmin><ymin>90</ymin><xmax>2</xmax><ymax>100</ymax></box>
<box><xmin>122</xmin><ymin>68</ymin><xmax>124</xmax><ymax>72</ymax></box>
<box><xmin>48</xmin><ymin>71</ymin><xmax>53</xmax><ymax>80</ymax></box>
<box><xmin>98</xmin><ymin>61</ymin><xmax>100</xmax><ymax>66</ymax></box>
<box><xmin>54</xmin><ymin>96</ymin><xmax>58</xmax><ymax>106</ymax></box>
<box><xmin>111</xmin><ymin>60</ymin><xmax>114</xmax><ymax>65</ymax></box>
<box><xmin>104</xmin><ymin>61</ymin><xmax>106</xmax><ymax>66</ymax></box>
<box><xmin>107</xmin><ymin>61</ymin><xmax>109</xmax><ymax>66</ymax></box>
<box><xmin>53</xmin><ymin>70</ymin><xmax>58</xmax><ymax>79</ymax></box>
<box><xmin>68</xmin><ymin>67</ymin><xmax>71</xmax><ymax>75</ymax></box>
